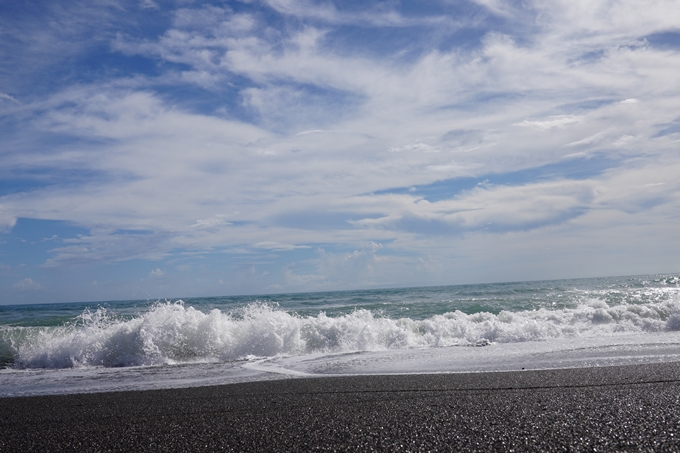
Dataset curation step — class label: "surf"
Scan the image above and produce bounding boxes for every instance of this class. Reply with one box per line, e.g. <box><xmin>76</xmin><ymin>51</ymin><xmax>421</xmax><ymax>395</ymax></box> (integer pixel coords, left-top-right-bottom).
<box><xmin>4</xmin><ymin>293</ymin><xmax>679</xmax><ymax>369</ymax></box>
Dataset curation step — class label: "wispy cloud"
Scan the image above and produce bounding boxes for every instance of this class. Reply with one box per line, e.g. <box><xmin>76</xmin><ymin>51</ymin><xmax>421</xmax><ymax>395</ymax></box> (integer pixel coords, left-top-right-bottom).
<box><xmin>139</xmin><ymin>0</ymin><xmax>159</xmax><ymax>10</ymax></box>
<box><xmin>263</xmin><ymin>0</ymin><xmax>458</xmax><ymax>27</ymax></box>
<box><xmin>0</xmin><ymin>93</ymin><xmax>19</xmax><ymax>104</ymax></box>
<box><xmin>42</xmin><ymin>229</ymin><xmax>174</xmax><ymax>267</ymax></box>
<box><xmin>13</xmin><ymin>278</ymin><xmax>42</xmax><ymax>291</ymax></box>
<box><xmin>255</xmin><ymin>242</ymin><xmax>311</xmax><ymax>252</ymax></box>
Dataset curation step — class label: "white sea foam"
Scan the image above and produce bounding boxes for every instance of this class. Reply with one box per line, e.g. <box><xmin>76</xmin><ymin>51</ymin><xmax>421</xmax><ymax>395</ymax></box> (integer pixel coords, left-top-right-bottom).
<box><xmin>8</xmin><ymin>296</ymin><xmax>680</xmax><ymax>369</ymax></box>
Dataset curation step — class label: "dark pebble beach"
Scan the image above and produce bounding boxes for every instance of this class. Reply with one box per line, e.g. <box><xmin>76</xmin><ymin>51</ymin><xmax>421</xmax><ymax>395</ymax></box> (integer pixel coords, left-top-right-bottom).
<box><xmin>2</xmin><ymin>362</ymin><xmax>680</xmax><ymax>452</ymax></box>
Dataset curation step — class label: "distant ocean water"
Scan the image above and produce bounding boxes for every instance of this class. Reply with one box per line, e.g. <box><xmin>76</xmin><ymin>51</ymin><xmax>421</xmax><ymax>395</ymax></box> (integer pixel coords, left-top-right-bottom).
<box><xmin>1</xmin><ymin>274</ymin><xmax>680</xmax><ymax>396</ymax></box>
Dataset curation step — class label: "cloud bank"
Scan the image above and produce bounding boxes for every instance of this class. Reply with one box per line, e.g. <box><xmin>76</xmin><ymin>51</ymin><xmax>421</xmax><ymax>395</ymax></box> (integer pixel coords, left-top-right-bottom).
<box><xmin>1</xmin><ymin>0</ymin><xmax>679</xmax><ymax>303</ymax></box>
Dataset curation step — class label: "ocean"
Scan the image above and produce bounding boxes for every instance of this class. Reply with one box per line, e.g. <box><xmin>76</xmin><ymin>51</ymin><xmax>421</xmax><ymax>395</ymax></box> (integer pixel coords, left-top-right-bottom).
<box><xmin>1</xmin><ymin>274</ymin><xmax>680</xmax><ymax>397</ymax></box>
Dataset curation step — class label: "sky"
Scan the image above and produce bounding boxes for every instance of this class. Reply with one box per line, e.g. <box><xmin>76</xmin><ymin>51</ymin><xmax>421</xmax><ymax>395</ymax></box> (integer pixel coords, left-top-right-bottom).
<box><xmin>1</xmin><ymin>0</ymin><xmax>680</xmax><ymax>304</ymax></box>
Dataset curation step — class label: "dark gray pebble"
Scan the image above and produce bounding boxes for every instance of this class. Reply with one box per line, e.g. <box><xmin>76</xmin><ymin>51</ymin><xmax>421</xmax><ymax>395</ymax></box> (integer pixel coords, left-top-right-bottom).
<box><xmin>1</xmin><ymin>362</ymin><xmax>680</xmax><ymax>452</ymax></box>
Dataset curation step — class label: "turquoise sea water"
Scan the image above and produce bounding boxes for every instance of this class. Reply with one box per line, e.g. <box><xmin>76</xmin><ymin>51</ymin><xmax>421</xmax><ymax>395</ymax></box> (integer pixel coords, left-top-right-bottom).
<box><xmin>1</xmin><ymin>274</ymin><xmax>680</xmax><ymax>396</ymax></box>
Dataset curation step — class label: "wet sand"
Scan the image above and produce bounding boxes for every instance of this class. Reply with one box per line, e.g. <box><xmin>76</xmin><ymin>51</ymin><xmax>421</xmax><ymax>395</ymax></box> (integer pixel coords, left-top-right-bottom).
<box><xmin>2</xmin><ymin>362</ymin><xmax>680</xmax><ymax>452</ymax></box>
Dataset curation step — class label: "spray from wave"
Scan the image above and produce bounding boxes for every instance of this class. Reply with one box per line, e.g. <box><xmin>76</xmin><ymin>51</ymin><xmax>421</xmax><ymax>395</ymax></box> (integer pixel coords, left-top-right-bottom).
<box><xmin>3</xmin><ymin>297</ymin><xmax>680</xmax><ymax>369</ymax></box>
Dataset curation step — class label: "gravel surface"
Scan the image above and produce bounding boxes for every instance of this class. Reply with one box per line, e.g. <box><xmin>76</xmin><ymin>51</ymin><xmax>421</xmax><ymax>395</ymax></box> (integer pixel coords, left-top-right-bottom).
<box><xmin>2</xmin><ymin>362</ymin><xmax>680</xmax><ymax>452</ymax></box>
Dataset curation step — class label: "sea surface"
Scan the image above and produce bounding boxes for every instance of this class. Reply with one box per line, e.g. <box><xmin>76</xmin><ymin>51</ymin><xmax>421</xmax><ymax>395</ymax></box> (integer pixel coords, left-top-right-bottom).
<box><xmin>2</xmin><ymin>274</ymin><xmax>680</xmax><ymax>396</ymax></box>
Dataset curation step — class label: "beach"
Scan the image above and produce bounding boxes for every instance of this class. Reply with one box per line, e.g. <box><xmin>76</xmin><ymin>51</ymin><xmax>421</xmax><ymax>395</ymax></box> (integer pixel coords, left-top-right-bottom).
<box><xmin>2</xmin><ymin>361</ymin><xmax>679</xmax><ymax>452</ymax></box>
<box><xmin>3</xmin><ymin>276</ymin><xmax>680</xmax><ymax>451</ymax></box>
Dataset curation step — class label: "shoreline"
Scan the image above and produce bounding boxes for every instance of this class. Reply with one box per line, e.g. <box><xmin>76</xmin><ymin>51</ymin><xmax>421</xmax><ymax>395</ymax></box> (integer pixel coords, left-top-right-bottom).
<box><xmin>2</xmin><ymin>362</ymin><xmax>680</xmax><ymax>451</ymax></box>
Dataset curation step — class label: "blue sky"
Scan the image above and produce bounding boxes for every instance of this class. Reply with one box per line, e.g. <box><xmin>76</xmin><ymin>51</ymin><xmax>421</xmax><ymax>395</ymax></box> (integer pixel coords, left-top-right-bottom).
<box><xmin>1</xmin><ymin>0</ymin><xmax>680</xmax><ymax>304</ymax></box>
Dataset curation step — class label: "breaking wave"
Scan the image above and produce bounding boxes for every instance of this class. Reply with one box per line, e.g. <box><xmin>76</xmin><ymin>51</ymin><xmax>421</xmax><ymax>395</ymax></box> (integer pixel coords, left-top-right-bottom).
<box><xmin>4</xmin><ymin>297</ymin><xmax>680</xmax><ymax>369</ymax></box>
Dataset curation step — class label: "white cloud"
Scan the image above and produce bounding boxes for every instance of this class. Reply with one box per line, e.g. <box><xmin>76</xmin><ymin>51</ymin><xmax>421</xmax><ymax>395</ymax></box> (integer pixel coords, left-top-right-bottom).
<box><xmin>255</xmin><ymin>242</ymin><xmax>311</xmax><ymax>251</ymax></box>
<box><xmin>191</xmin><ymin>215</ymin><xmax>232</xmax><ymax>229</ymax></box>
<box><xmin>262</xmin><ymin>0</ymin><xmax>453</xmax><ymax>27</ymax></box>
<box><xmin>532</xmin><ymin>0</ymin><xmax>680</xmax><ymax>40</ymax></box>
<box><xmin>13</xmin><ymin>278</ymin><xmax>42</xmax><ymax>291</ymax></box>
<box><xmin>564</xmin><ymin>130</ymin><xmax>613</xmax><ymax>148</ymax></box>
<box><xmin>0</xmin><ymin>209</ymin><xmax>17</xmax><ymax>233</ymax></box>
<box><xmin>42</xmin><ymin>229</ymin><xmax>174</xmax><ymax>267</ymax></box>
<box><xmin>139</xmin><ymin>0</ymin><xmax>159</xmax><ymax>10</ymax></box>
<box><xmin>469</xmin><ymin>0</ymin><xmax>516</xmax><ymax>17</ymax></box>
<box><xmin>389</xmin><ymin>143</ymin><xmax>439</xmax><ymax>153</ymax></box>
<box><xmin>149</xmin><ymin>268</ymin><xmax>164</xmax><ymax>278</ymax></box>
<box><xmin>0</xmin><ymin>93</ymin><xmax>19</xmax><ymax>104</ymax></box>
<box><xmin>349</xmin><ymin>178</ymin><xmax>594</xmax><ymax>235</ymax></box>
<box><xmin>514</xmin><ymin>115</ymin><xmax>581</xmax><ymax>130</ymax></box>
